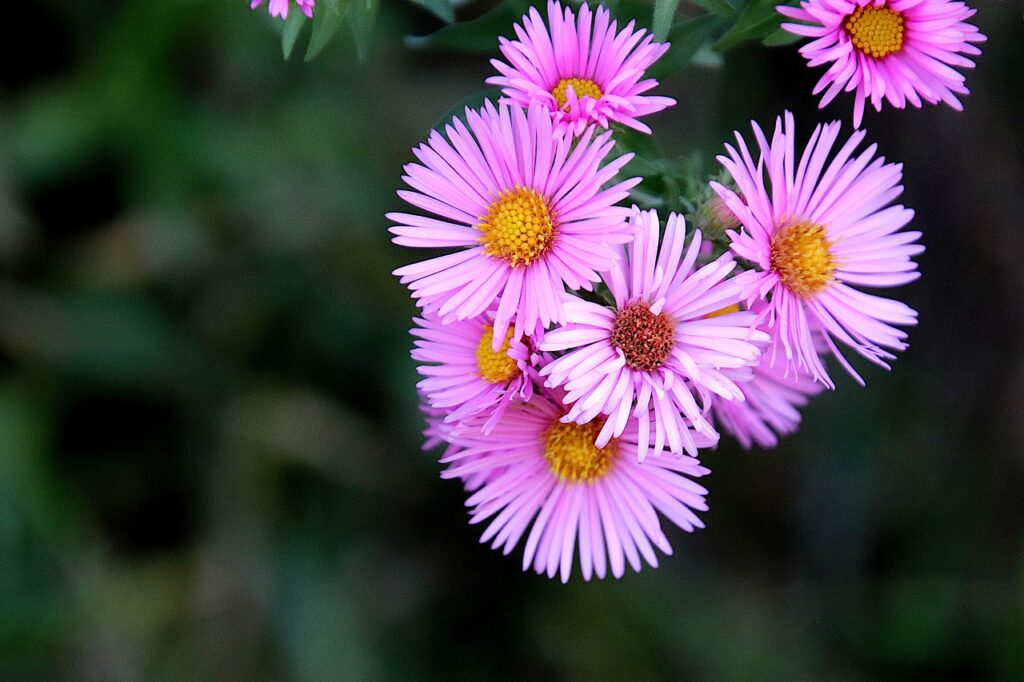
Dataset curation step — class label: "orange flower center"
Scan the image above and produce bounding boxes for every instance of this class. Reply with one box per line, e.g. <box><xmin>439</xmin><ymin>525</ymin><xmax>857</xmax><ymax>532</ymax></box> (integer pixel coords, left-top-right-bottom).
<box><xmin>770</xmin><ymin>220</ymin><xmax>836</xmax><ymax>298</ymax></box>
<box><xmin>544</xmin><ymin>419</ymin><xmax>616</xmax><ymax>483</ymax></box>
<box><xmin>478</xmin><ymin>185</ymin><xmax>555</xmax><ymax>267</ymax></box>
<box><xmin>845</xmin><ymin>5</ymin><xmax>905</xmax><ymax>59</ymax></box>
<box><xmin>551</xmin><ymin>77</ymin><xmax>603</xmax><ymax>110</ymax></box>
<box><xmin>475</xmin><ymin>325</ymin><xmax>519</xmax><ymax>384</ymax></box>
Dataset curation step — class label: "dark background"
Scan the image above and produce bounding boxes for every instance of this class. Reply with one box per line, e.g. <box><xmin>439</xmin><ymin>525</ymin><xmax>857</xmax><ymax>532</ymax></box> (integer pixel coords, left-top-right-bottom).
<box><xmin>0</xmin><ymin>1</ymin><xmax>1021</xmax><ymax>679</ymax></box>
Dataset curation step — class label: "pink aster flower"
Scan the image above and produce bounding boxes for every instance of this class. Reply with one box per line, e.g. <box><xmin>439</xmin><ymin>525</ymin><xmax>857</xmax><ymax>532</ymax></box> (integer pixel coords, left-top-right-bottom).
<box><xmin>390</xmin><ymin>100</ymin><xmax>639</xmax><ymax>348</ymax></box>
<box><xmin>412</xmin><ymin>309</ymin><xmax>541</xmax><ymax>433</ymax></box>
<box><xmin>714</xmin><ymin>338</ymin><xmax>825</xmax><ymax>449</ymax></box>
<box><xmin>442</xmin><ymin>388</ymin><xmax>712</xmax><ymax>582</ymax></box>
<box><xmin>711</xmin><ymin>112</ymin><xmax>923</xmax><ymax>388</ymax></box>
<box><xmin>540</xmin><ymin>209</ymin><xmax>767</xmax><ymax>461</ymax></box>
<box><xmin>419</xmin><ymin>395</ymin><xmax>497</xmax><ymax>493</ymax></box>
<box><xmin>778</xmin><ymin>0</ymin><xmax>986</xmax><ymax>127</ymax></box>
<box><xmin>250</xmin><ymin>0</ymin><xmax>314</xmax><ymax>20</ymax></box>
<box><xmin>487</xmin><ymin>0</ymin><xmax>675</xmax><ymax>136</ymax></box>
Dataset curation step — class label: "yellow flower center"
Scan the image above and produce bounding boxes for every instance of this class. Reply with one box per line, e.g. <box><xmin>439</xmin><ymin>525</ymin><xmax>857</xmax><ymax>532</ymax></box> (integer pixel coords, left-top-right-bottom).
<box><xmin>475</xmin><ymin>325</ymin><xmax>519</xmax><ymax>384</ymax></box>
<box><xmin>478</xmin><ymin>185</ymin><xmax>555</xmax><ymax>267</ymax></box>
<box><xmin>610</xmin><ymin>303</ymin><xmax>675</xmax><ymax>372</ymax></box>
<box><xmin>845</xmin><ymin>5</ymin><xmax>905</xmax><ymax>59</ymax></box>
<box><xmin>770</xmin><ymin>220</ymin><xmax>836</xmax><ymax>298</ymax></box>
<box><xmin>551</xmin><ymin>77</ymin><xmax>604</xmax><ymax>111</ymax></box>
<box><xmin>544</xmin><ymin>419</ymin><xmax>616</xmax><ymax>483</ymax></box>
<box><xmin>704</xmin><ymin>304</ymin><xmax>741</xmax><ymax>319</ymax></box>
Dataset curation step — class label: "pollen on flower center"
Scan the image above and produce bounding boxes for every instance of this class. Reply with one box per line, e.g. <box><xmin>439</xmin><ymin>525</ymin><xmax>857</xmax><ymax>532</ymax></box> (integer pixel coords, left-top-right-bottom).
<box><xmin>475</xmin><ymin>325</ymin><xmax>519</xmax><ymax>384</ymax></box>
<box><xmin>544</xmin><ymin>419</ymin><xmax>616</xmax><ymax>483</ymax></box>
<box><xmin>551</xmin><ymin>77</ymin><xmax>604</xmax><ymax>110</ymax></box>
<box><xmin>478</xmin><ymin>185</ymin><xmax>555</xmax><ymax>267</ymax></box>
<box><xmin>770</xmin><ymin>220</ymin><xmax>836</xmax><ymax>298</ymax></box>
<box><xmin>845</xmin><ymin>5</ymin><xmax>905</xmax><ymax>59</ymax></box>
<box><xmin>705</xmin><ymin>304</ymin><xmax>741</xmax><ymax>319</ymax></box>
<box><xmin>610</xmin><ymin>303</ymin><xmax>675</xmax><ymax>372</ymax></box>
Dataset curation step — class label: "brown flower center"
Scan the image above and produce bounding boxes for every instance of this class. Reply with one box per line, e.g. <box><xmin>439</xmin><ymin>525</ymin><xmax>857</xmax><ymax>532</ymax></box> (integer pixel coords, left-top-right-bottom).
<box><xmin>610</xmin><ymin>303</ymin><xmax>675</xmax><ymax>372</ymax></box>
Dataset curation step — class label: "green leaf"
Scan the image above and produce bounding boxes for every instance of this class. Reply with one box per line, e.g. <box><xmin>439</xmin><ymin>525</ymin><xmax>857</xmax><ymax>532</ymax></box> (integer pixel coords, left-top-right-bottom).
<box><xmin>714</xmin><ymin>0</ymin><xmax>782</xmax><ymax>52</ymax></box>
<box><xmin>305</xmin><ymin>0</ymin><xmax>350</xmax><ymax>61</ymax></box>
<box><xmin>653</xmin><ymin>0</ymin><xmax>682</xmax><ymax>42</ymax></box>
<box><xmin>613</xmin><ymin>124</ymin><xmax>661</xmax><ymax>162</ymax></box>
<box><xmin>410</xmin><ymin>0</ymin><xmax>455</xmax><ymax>23</ymax></box>
<box><xmin>646</xmin><ymin>15</ymin><xmax>725</xmax><ymax>80</ymax></box>
<box><xmin>762</xmin><ymin>27</ymin><xmax>801</xmax><ymax>46</ymax></box>
<box><xmin>348</xmin><ymin>0</ymin><xmax>378</xmax><ymax>62</ymax></box>
<box><xmin>405</xmin><ymin>0</ymin><xmax>531</xmax><ymax>53</ymax></box>
<box><xmin>281</xmin><ymin>10</ymin><xmax>308</xmax><ymax>60</ymax></box>
<box><xmin>690</xmin><ymin>0</ymin><xmax>736</xmax><ymax>17</ymax></box>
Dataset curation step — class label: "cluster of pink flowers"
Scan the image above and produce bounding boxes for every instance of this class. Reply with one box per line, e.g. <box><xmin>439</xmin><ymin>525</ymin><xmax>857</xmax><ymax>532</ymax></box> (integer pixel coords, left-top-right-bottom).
<box><xmin>388</xmin><ymin>0</ymin><xmax>983</xmax><ymax>581</ymax></box>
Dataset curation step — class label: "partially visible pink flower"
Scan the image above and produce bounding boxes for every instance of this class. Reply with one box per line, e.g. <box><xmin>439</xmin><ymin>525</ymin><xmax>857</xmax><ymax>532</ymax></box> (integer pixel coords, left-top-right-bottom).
<box><xmin>715</xmin><ymin>341</ymin><xmax>825</xmax><ymax>449</ymax></box>
<box><xmin>419</xmin><ymin>394</ymin><xmax>450</xmax><ymax>452</ymax></box>
<box><xmin>711</xmin><ymin>112</ymin><xmax>923</xmax><ymax>388</ymax></box>
<box><xmin>390</xmin><ymin>100</ymin><xmax>639</xmax><ymax>348</ymax></box>
<box><xmin>412</xmin><ymin>309</ymin><xmax>540</xmax><ymax>433</ymax></box>
<box><xmin>540</xmin><ymin>209</ymin><xmax>767</xmax><ymax>461</ymax></box>
<box><xmin>778</xmin><ymin>0</ymin><xmax>986</xmax><ymax>127</ymax></box>
<box><xmin>251</xmin><ymin>0</ymin><xmax>314</xmax><ymax>20</ymax></box>
<box><xmin>488</xmin><ymin>0</ymin><xmax>675</xmax><ymax>136</ymax></box>
<box><xmin>419</xmin><ymin>395</ymin><xmax>497</xmax><ymax>492</ymax></box>
<box><xmin>442</xmin><ymin>388</ymin><xmax>712</xmax><ymax>582</ymax></box>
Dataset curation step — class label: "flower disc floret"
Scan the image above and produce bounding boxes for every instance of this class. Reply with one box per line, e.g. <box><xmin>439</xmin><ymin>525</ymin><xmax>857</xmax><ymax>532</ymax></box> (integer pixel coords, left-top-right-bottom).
<box><xmin>476</xmin><ymin>325</ymin><xmax>520</xmax><ymax>384</ymax></box>
<box><xmin>610</xmin><ymin>304</ymin><xmax>675</xmax><ymax>372</ymax></box>
<box><xmin>545</xmin><ymin>420</ymin><xmax>615</xmax><ymax>483</ymax></box>
<box><xmin>845</xmin><ymin>5</ymin><xmax>904</xmax><ymax>58</ymax></box>
<box><xmin>551</xmin><ymin>78</ymin><xmax>603</xmax><ymax>111</ymax></box>
<box><xmin>479</xmin><ymin>186</ymin><xmax>555</xmax><ymax>267</ymax></box>
<box><xmin>770</xmin><ymin>221</ymin><xmax>836</xmax><ymax>298</ymax></box>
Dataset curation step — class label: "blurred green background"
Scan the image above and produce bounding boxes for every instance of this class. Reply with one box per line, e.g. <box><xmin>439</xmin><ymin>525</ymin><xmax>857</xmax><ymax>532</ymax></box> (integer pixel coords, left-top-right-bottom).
<box><xmin>0</xmin><ymin>1</ymin><xmax>1021</xmax><ymax>679</ymax></box>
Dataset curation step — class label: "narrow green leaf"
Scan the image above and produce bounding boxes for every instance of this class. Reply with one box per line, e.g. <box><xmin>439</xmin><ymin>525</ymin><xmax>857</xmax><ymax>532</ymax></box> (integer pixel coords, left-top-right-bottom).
<box><xmin>762</xmin><ymin>26</ymin><xmax>801</xmax><ymax>46</ymax></box>
<box><xmin>349</xmin><ymin>0</ymin><xmax>378</xmax><ymax>62</ymax></box>
<box><xmin>653</xmin><ymin>0</ymin><xmax>682</xmax><ymax>42</ymax></box>
<box><xmin>410</xmin><ymin>0</ymin><xmax>455</xmax><ymax>23</ymax></box>
<box><xmin>405</xmin><ymin>0</ymin><xmax>531</xmax><ymax>53</ymax></box>
<box><xmin>646</xmin><ymin>15</ymin><xmax>725</xmax><ymax>80</ymax></box>
<box><xmin>305</xmin><ymin>0</ymin><xmax>350</xmax><ymax>61</ymax></box>
<box><xmin>281</xmin><ymin>10</ymin><xmax>307</xmax><ymax>60</ymax></box>
<box><xmin>690</xmin><ymin>0</ymin><xmax>735</xmax><ymax>17</ymax></box>
<box><xmin>713</xmin><ymin>0</ymin><xmax>782</xmax><ymax>52</ymax></box>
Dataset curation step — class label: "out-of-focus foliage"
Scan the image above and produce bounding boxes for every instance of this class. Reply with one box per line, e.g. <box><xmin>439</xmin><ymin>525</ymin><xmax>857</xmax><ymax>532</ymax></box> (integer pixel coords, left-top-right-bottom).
<box><xmin>0</xmin><ymin>1</ymin><xmax>1022</xmax><ymax>680</ymax></box>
